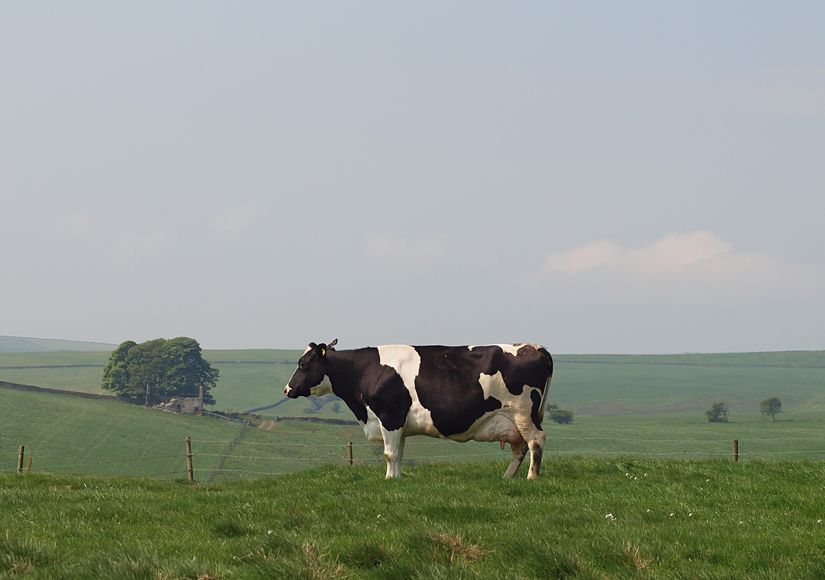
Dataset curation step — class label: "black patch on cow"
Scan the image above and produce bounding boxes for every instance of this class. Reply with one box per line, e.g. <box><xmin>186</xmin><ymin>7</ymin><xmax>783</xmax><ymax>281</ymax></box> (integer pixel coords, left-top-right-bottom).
<box><xmin>413</xmin><ymin>346</ymin><xmax>505</xmax><ymax>436</ymax></box>
<box><xmin>414</xmin><ymin>345</ymin><xmax>552</xmax><ymax>436</ymax></box>
<box><xmin>492</xmin><ymin>345</ymin><xmax>554</xmax><ymax>396</ymax></box>
<box><xmin>530</xmin><ymin>389</ymin><xmax>543</xmax><ymax>429</ymax></box>
<box><xmin>323</xmin><ymin>348</ymin><xmax>412</xmax><ymax>431</ymax></box>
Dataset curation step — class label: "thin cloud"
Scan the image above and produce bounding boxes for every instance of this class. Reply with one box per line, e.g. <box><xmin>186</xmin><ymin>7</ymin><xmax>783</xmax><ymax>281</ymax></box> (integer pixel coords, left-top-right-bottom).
<box><xmin>537</xmin><ymin>231</ymin><xmax>822</xmax><ymax>298</ymax></box>
<box><xmin>59</xmin><ymin>211</ymin><xmax>95</xmax><ymax>239</ymax></box>
<box><xmin>365</xmin><ymin>233</ymin><xmax>448</xmax><ymax>268</ymax></box>
<box><xmin>110</xmin><ymin>226</ymin><xmax>178</xmax><ymax>263</ymax></box>
<box><xmin>209</xmin><ymin>206</ymin><xmax>261</xmax><ymax>237</ymax></box>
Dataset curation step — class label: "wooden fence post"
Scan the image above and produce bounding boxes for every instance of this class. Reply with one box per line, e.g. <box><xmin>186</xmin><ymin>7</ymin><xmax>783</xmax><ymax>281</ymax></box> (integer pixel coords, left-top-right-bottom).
<box><xmin>732</xmin><ymin>439</ymin><xmax>739</xmax><ymax>463</ymax></box>
<box><xmin>17</xmin><ymin>445</ymin><xmax>24</xmax><ymax>473</ymax></box>
<box><xmin>185</xmin><ymin>436</ymin><xmax>195</xmax><ymax>483</ymax></box>
<box><xmin>25</xmin><ymin>455</ymin><xmax>32</xmax><ymax>473</ymax></box>
<box><xmin>347</xmin><ymin>441</ymin><xmax>353</xmax><ymax>466</ymax></box>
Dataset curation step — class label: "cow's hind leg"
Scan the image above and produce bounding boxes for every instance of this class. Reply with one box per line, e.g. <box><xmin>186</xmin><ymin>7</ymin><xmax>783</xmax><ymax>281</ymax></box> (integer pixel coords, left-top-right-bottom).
<box><xmin>381</xmin><ymin>427</ymin><xmax>405</xmax><ymax>479</ymax></box>
<box><xmin>526</xmin><ymin>430</ymin><xmax>547</xmax><ymax>480</ymax></box>
<box><xmin>502</xmin><ymin>438</ymin><xmax>528</xmax><ymax>479</ymax></box>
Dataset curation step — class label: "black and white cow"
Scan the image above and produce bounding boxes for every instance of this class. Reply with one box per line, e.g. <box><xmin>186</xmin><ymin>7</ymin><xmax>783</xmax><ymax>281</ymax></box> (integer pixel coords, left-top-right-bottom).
<box><xmin>284</xmin><ymin>339</ymin><xmax>554</xmax><ymax>479</ymax></box>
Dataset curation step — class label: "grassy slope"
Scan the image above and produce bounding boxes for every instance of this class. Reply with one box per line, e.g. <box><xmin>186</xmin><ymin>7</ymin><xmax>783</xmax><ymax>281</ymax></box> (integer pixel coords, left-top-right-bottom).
<box><xmin>2</xmin><ymin>460</ymin><xmax>825</xmax><ymax>578</ymax></box>
<box><xmin>0</xmin><ymin>387</ymin><xmax>244</xmax><ymax>479</ymax></box>
<box><xmin>0</xmin><ymin>336</ymin><xmax>114</xmax><ymax>353</ymax></box>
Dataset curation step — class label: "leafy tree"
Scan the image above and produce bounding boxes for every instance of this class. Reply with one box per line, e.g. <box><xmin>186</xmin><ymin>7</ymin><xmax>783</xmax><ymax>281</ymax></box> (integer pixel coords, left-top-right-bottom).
<box><xmin>101</xmin><ymin>337</ymin><xmax>218</xmax><ymax>405</ymax></box>
<box><xmin>161</xmin><ymin>337</ymin><xmax>218</xmax><ymax>404</ymax></box>
<box><xmin>101</xmin><ymin>340</ymin><xmax>135</xmax><ymax>394</ymax></box>
<box><xmin>705</xmin><ymin>401</ymin><xmax>729</xmax><ymax>423</ymax></box>
<box><xmin>546</xmin><ymin>403</ymin><xmax>574</xmax><ymax>425</ymax></box>
<box><xmin>759</xmin><ymin>397</ymin><xmax>782</xmax><ymax>421</ymax></box>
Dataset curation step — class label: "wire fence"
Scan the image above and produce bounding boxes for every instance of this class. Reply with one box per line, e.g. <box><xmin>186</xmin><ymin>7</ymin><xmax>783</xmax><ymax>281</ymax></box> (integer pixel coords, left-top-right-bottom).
<box><xmin>5</xmin><ymin>432</ymin><xmax>825</xmax><ymax>482</ymax></box>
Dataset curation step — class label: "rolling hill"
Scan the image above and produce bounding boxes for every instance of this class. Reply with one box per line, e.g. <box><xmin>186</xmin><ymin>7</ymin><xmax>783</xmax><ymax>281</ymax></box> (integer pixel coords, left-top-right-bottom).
<box><xmin>2</xmin><ymin>343</ymin><xmax>825</xmax><ymax>482</ymax></box>
<box><xmin>0</xmin><ymin>335</ymin><xmax>115</xmax><ymax>353</ymax></box>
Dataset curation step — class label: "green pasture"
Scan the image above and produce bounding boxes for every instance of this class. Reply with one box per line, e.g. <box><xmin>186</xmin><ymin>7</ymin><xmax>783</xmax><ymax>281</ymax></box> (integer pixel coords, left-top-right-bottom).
<box><xmin>3</xmin><ymin>459</ymin><xmax>825</xmax><ymax>578</ymax></box>
<box><xmin>2</xmin><ymin>348</ymin><xmax>825</xmax><ymax>481</ymax></box>
<box><xmin>0</xmin><ymin>386</ymin><xmax>511</xmax><ymax>482</ymax></box>
<box><xmin>0</xmin><ymin>386</ymin><xmax>238</xmax><ymax>479</ymax></box>
<box><xmin>2</xmin><ymin>349</ymin><xmax>824</xmax><ymax>418</ymax></box>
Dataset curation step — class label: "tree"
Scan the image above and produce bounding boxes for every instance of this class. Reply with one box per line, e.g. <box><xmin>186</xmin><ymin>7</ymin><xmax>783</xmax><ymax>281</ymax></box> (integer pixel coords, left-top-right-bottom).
<box><xmin>101</xmin><ymin>340</ymin><xmax>136</xmax><ymax>395</ymax></box>
<box><xmin>759</xmin><ymin>397</ymin><xmax>782</xmax><ymax>421</ymax></box>
<box><xmin>705</xmin><ymin>402</ymin><xmax>729</xmax><ymax>423</ymax></box>
<box><xmin>546</xmin><ymin>403</ymin><xmax>574</xmax><ymax>425</ymax></box>
<box><xmin>101</xmin><ymin>337</ymin><xmax>218</xmax><ymax>405</ymax></box>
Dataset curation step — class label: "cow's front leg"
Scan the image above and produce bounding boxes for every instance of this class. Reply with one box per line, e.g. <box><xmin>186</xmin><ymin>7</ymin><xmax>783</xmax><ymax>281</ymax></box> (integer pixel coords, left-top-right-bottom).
<box><xmin>381</xmin><ymin>427</ymin><xmax>405</xmax><ymax>479</ymax></box>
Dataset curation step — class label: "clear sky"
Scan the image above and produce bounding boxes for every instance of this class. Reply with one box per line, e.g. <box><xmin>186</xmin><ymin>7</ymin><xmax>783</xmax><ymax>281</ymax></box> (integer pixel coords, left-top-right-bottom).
<box><xmin>2</xmin><ymin>2</ymin><xmax>824</xmax><ymax>353</ymax></box>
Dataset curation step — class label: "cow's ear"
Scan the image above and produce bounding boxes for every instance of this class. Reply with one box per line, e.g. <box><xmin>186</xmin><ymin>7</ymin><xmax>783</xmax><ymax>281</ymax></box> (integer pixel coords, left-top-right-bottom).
<box><xmin>328</xmin><ymin>338</ymin><xmax>338</xmax><ymax>349</ymax></box>
<box><xmin>308</xmin><ymin>342</ymin><xmax>317</xmax><ymax>349</ymax></box>
<box><xmin>318</xmin><ymin>343</ymin><xmax>327</xmax><ymax>357</ymax></box>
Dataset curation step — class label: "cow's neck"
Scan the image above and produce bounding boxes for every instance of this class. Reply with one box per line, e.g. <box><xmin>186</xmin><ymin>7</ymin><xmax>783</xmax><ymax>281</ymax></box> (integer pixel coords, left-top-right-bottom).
<box><xmin>324</xmin><ymin>351</ymin><xmax>368</xmax><ymax>423</ymax></box>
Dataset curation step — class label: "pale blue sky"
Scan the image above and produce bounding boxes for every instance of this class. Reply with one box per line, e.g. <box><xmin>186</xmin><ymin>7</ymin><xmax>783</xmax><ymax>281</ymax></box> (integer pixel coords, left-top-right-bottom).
<box><xmin>2</xmin><ymin>2</ymin><xmax>824</xmax><ymax>352</ymax></box>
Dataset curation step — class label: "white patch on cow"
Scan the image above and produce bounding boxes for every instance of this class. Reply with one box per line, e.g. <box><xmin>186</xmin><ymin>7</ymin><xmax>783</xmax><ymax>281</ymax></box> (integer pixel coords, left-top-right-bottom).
<box><xmin>498</xmin><ymin>344</ymin><xmax>522</xmax><ymax>356</ymax></box>
<box><xmin>362</xmin><ymin>405</ymin><xmax>384</xmax><ymax>442</ymax></box>
<box><xmin>468</xmin><ymin>344</ymin><xmax>524</xmax><ymax>356</ymax></box>
<box><xmin>377</xmin><ymin>345</ymin><xmax>439</xmax><ymax>436</ymax></box>
<box><xmin>449</xmin><ymin>370</ymin><xmax>541</xmax><ymax>444</ymax></box>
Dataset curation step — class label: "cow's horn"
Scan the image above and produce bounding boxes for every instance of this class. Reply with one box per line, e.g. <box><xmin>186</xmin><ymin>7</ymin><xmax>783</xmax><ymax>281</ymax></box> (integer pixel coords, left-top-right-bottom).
<box><xmin>328</xmin><ymin>338</ymin><xmax>338</xmax><ymax>349</ymax></box>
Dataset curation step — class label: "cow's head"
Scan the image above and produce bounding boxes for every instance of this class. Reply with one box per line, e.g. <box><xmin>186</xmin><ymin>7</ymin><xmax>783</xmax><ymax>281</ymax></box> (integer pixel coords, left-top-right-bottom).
<box><xmin>284</xmin><ymin>339</ymin><xmax>337</xmax><ymax>398</ymax></box>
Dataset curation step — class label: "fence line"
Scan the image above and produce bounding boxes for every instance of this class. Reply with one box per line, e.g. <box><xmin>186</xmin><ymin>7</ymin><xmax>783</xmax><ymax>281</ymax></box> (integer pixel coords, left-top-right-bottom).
<box><xmin>165</xmin><ymin>434</ymin><xmax>825</xmax><ymax>447</ymax></box>
<box><xmin>8</xmin><ymin>434</ymin><xmax>825</xmax><ymax>482</ymax></box>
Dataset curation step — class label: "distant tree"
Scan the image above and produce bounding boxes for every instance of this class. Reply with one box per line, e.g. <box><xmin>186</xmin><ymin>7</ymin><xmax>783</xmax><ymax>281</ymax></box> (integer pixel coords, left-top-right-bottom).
<box><xmin>101</xmin><ymin>337</ymin><xmax>218</xmax><ymax>405</ymax></box>
<box><xmin>546</xmin><ymin>403</ymin><xmax>574</xmax><ymax>425</ymax></box>
<box><xmin>101</xmin><ymin>340</ymin><xmax>136</xmax><ymax>395</ymax></box>
<box><xmin>759</xmin><ymin>397</ymin><xmax>782</xmax><ymax>421</ymax></box>
<box><xmin>161</xmin><ymin>337</ymin><xmax>218</xmax><ymax>404</ymax></box>
<box><xmin>705</xmin><ymin>402</ymin><xmax>729</xmax><ymax>423</ymax></box>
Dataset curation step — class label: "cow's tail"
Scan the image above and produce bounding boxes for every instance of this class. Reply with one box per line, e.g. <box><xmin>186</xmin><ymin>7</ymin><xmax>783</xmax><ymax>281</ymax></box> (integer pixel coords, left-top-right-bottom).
<box><xmin>538</xmin><ymin>346</ymin><xmax>554</xmax><ymax>419</ymax></box>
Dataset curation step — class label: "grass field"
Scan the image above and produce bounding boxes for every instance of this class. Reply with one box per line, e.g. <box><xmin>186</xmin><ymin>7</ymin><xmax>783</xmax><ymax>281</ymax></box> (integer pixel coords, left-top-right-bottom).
<box><xmin>2</xmin><ymin>348</ymin><xmax>824</xmax><ymax>417</ymax></box>
<box><xmin>2</xmin><ymin>348</ymin><xmax>825</xmax><ymax>481</ymax></box>
<box><xmin>0</xmin><ymin>385</ymin><xmax>515</xmax><ymax>482</ymax></box>
<box><xmin>3</xmin><ymin>459</ymin><xmax>825</xmax><ymax>578</ymax></box>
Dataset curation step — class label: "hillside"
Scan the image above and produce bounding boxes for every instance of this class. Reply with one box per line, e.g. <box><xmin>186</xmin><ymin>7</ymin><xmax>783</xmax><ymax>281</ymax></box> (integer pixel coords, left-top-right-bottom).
<box><xmin>2</xmin><ymin>348</ymin><xmax>824</xmax><ymax>417</ymax></box>
<box><xmin>3</xmin><ymin>460</ymin><xmax>825</xmax><ymax>577</ymax></box>
<box><xmin>3</xmin><ymin>348</ymin><xmax>825</xmax><ymax>482</ymax></box>
<box><xmin>0</xmin><ymin>335</ymin><xmax>114</xmax><ymax>353</ymax></box>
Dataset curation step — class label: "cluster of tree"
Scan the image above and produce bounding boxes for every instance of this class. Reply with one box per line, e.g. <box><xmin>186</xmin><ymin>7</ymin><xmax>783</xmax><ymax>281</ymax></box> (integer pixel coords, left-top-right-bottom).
<box><xmin>546</xmin><ymin>403</ymin><xmax>574</xmax><ymax>425</ymax></box>
<box><xmin>705</xmin><ymin>397</ymin><xmax>783</xmax><ymax>423</ymax></box>
<box><xmin>705</xmin><ymin>402</ymin><xmax>729</xmax><ymax>423</ymax></box>
<box><xmin>102</xmin><ymin>337</ymin><xmax>218</xmax><ymax>405</ymax></box>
